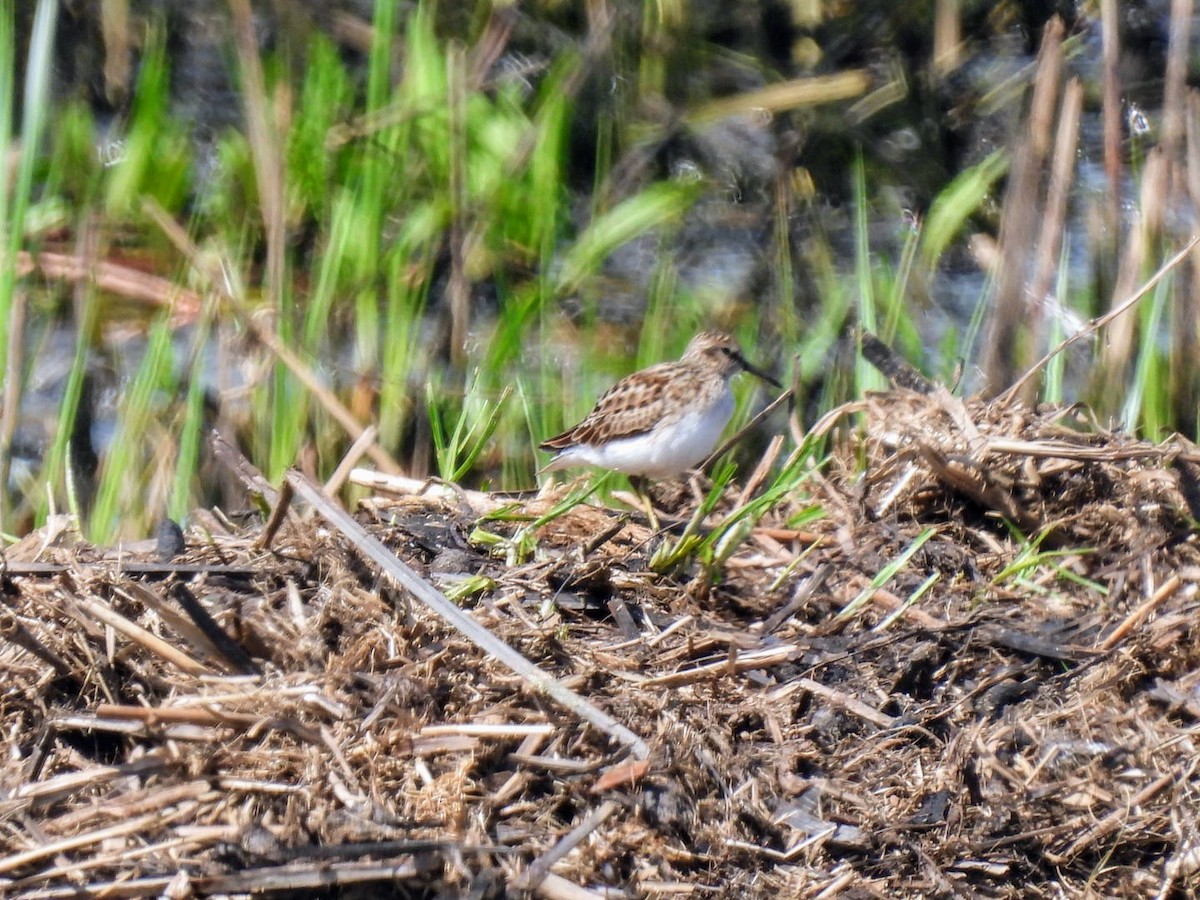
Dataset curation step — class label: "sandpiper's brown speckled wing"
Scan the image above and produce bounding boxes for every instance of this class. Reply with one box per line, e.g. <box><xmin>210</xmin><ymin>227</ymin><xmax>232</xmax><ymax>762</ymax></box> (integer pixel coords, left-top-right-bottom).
<box><xmin>540</xmin><ymin>361</ymin><xmax>685</xmax><ymax>450</ymax></box>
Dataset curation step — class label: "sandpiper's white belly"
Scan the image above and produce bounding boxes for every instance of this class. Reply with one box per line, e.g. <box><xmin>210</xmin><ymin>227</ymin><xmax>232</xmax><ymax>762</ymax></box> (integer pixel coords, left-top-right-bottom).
<box><xmin>553</xmin><ymin>388</ymin><xmax>735</xmax><ymax>478</ymax></box>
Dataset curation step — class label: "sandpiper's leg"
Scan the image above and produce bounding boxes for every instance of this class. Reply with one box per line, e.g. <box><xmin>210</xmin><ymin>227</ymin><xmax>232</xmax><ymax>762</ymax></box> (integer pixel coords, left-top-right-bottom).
<box><xmin>630</xmin><ymin>475</ymin><xmax>662</xmax><ymax>532</ymax></box>
<box><xmin>685</xmin><ymin>469</ymin><xmax>708</xmax><ymax>507</ymax></box>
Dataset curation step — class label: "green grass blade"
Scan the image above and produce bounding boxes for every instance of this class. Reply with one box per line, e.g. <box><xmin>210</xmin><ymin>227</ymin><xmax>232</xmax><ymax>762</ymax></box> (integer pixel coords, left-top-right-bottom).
<box><xmin>171</xmin><ymin>301</ymin><xmax>217</xmax><ymax>522</ymax></box>
<box><xmin>0</xmin><ymin>0</ymin><xmax>57</xmax><ymax>488</ymax></box>
<box><xmin>834</xmin><ymin>527</ymin><xmax>937</xmax><ymax>624</ymax></box>
<box><xmin>90</xmin><ymin>316</ymin><xmax>177</xmax><ymax>543</ymax></box>
<box><xmin>555</xmin><ymin>181</ymin><xmax>699</xmax><ymax>295</ymax></box>
<box><xmin>1121</xmin><ymin>274</ymin><xmax>1172</xmax><ymax>438</ymax></box>
<box><xmin>41</xmin><ymin>296</ymin><xmax>97</xmax><ymax>528</ymax></box>
<box><xmin>920</xmin><ymin>150</ymin><xmax>1008</xmax><ymax>269</ymax></box>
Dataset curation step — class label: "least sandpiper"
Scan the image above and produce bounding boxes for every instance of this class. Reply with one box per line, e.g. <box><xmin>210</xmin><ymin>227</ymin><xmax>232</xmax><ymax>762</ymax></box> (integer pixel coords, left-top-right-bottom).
<box><xmin>540</xmin><ymin>330</ymin><xmax>781</xmax><ymax>479</ymax></box>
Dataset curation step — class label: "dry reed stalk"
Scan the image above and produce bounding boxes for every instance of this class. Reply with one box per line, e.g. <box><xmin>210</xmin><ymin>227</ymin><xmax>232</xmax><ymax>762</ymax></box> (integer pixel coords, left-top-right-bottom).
<box><xmin>1009</xmin><ymin>73</ymin><xmax>1083</xmax><ymax>402</ymax></box>
<box><xmin>515</xmin><ymin>800</ymin><xmax>619</xmax><ymax>892</ymax></box>
<box><xmin>0</xmin><ymin>812</ymin><xmax>162</xmax><ymax>874</ymax></box>
<box><xmin>1161</xmin><ymin>0</ymin><xmax>1193</xmax><ymax>168</ymax></box>
<box><xmin>63</xmin><ymin>591</ymin><xmax>212</xmax><ymax>675</ymax></box>
<box><xmin>641</xmin><ymin>644</ymin><xmax>798</xmax><ymax>687</ymax></box>
<box><xmin>324</xmin><ymin>424</ymin><xmax>378</xmax><ymax>494</ymax></box>
<box><xmin>330</xmin><ymin>11</ymin><xmax>375</xmax><ymax>55</ymax></box>
<box><xmin>14</xmin><ymin>251</ymin><xmax>203</xmax><ymax>321</ymax></box>
<box><xmin>99</xmin><ymin>0</ymin><xmax>130</xmax><ymax>103</ymax></box>
<box><xmin>984</xmin><ymin>434</ymin><xmax>1200</xmax><ymax>463</ymax></box>
<box><xmin>0</xmin><ymin>268</ymin><xmax>23</xmax><ymax>517</ymax></box>
<box><xmin>200</xmin><ymin>860</ymin><xmax>422</xmax><ymax>894</ymax></box>
<box><xmin>50</xmin><ymin>783</ymin><xmax>212</xmax><ymax>838</ymax></box>
<box><xmin>978</xmin><ymin>17</ymin><xmax>1063</xmax><ymax>396</ymax></box>
<box><xmin>1098</xmin><ymin>573</ymin><xmax>1184</xmax><ymax>651</ymax></box>
<box><xmin>1097</xmin><ymin>149</ymin><xmax>1168</xmax><ymax>394</ymax></box>
<box><xmin>228</xmin><ymin>0</ymin><xmax>286</xmax><ymax>311</ymax></box>
<box><xmin>1047</xmin><ymin>769</ymin><xmax>1178</xmax><ymax>864</ymax></box>
<box><xmin>1099</xmin><ymin>0</ymin><xmax>1195</xmax><ymax>417</ymax></box>
<box><xmin>1027</xmin><ymin>21</ymin><xmax>1063</xmax><ymax>160</ymax></box>
<box><xmin>466</xmin><ymin>5</ymin><xmax>515</xmax><ymax>88</ymax></box>
<box><xmin>257</xmin><ymin>478</ymin><xmax>294</xmax><ymax>550</ymax></box>
<box><xmin>685</xmin><ymin>71</ymin><xmax>871</xmax><ymax>126</ymax></box>
<box><xmin>419</xmin><ymin>723</ymin><xmax>556</xmax><ymax>738</ymax></box>
<box><xmin>1161</xmin><ymin>0</ymin><xmax>1200</xmax><ymax>434</ymax></box>
<box><xmin>8</xmin><ymin>754</ymin><xmax>168</xmax><ymax>805</ymax></box>
<box><xmin>735</xmin><ymin>432</ymin><xmax>785</xmax><ymax>506</ymax></box>
<box><xmin>865</xmin><ymin>585</ymin><xmax>946</xmax><ymax>629</ymax></box>
<box><xmin>1178</xmin><ymin>95</ymin><xmax>1200</xmax><ymax>435</ymax></box>
<box><xmin>349</xmin><ymin>468</ymin><xmax>509</xmax><ymax>513</ymax></box>
<box><xmin>95</xmin><ymin>702</ymin><xmax>322</xmax><ymax>740</ymax></box>
<box><xmin>780</xmin><ymin>677</ymin><xmax>898</xmax><ymax>729</ymax></box>
<box><xmin>932</xmin><ymin>0</ymin><xmax>961</xmax><ymax>76</ymax></box>
<box><xmin>1026</xmin><ymin>78</ymin><xmax>1082</xmax><ymax>315</ymax></box>
<box><xmin>1100</xmin><ymin>0</ymin><xmax>1122</xmax><ymax>239</ymax></box>
<box><xmin>700</xmin><ymin>386</ymin><xmax>793</xmax><ymax>473</ymax></box>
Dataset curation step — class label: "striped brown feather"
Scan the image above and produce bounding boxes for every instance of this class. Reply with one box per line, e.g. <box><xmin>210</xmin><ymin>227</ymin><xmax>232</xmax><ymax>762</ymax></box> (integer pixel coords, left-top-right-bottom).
<box><xmin>539</xmin><ymin>362</ymin><xmax>683</xmax><ymax>449</ymax></box>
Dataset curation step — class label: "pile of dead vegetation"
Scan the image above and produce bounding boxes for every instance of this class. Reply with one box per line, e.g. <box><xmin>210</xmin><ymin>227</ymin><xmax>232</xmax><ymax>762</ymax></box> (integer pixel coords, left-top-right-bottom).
<box><xmin>3</xmin><ymin>387</ymin><xmax>1200</xmax><ymax>898</ymax></box>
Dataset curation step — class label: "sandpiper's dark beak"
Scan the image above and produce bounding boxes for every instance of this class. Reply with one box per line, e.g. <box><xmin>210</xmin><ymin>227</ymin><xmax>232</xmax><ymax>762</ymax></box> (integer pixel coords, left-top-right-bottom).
<box><xmin>735</xmin><ymin>353</ymin><xmax>783</xmax><ymax>389</ymax></box>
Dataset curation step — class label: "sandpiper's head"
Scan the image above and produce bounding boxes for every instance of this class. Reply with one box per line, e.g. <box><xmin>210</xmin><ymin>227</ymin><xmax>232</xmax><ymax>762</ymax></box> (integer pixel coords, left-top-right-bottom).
<box><xmin>682</xmin><ymin>330</ymin><xmax>782</xmax><ymax>388</ymax></box>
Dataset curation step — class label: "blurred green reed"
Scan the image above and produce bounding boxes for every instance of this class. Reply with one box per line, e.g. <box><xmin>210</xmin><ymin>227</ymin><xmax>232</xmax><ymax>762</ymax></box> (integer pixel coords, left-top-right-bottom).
<box><xmin>0</xmin><ymin>1</ymin><xmax>1192</xmax><ymax>554</ymax></box>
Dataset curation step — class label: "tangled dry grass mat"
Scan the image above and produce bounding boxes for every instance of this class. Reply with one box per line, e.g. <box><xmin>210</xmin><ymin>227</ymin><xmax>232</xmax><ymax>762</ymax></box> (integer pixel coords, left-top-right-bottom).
<box><xmin>4</xmin><ymin>390</ymin><xmax>1200</xmax><ymax>898</ymax></box>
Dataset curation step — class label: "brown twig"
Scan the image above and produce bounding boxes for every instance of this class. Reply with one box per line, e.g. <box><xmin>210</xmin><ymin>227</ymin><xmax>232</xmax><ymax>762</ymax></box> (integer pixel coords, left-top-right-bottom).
<box><xmin>736</xmin><ymin>434</ymin><xmax>785</xmax><ymax>507</ymax></box>
<box><xmin>258</xmin><ymin>479</ymin><xmax>295</xmax><ymax>551</ymax></box>
<box><xmin>0</xmin><ymin>812</ymin><xmax>162</xmax><ymax>874</ymax></box>
<box><xmin>1047</xmin><ymin>769</ymin><xmax>1179</xmax><ymax>864</ymax></box>
<box><xmin>515</xmin><ymin>800</ymin><xmax>619</xmax><ymax>892</ymax></box>
<box><xmin>685</xmin><ymin>71</ymin><xmax>871</xmax><ymax>125</ymax></box>
<box><xmin>642</xmin><ymin>644</ymin><xmax>798</xmax><ymax>687</ymax></box>
<box><xmin>95</xmin><ymin>703</ymin><xmax>321</xmax><ymax>743</ymax></box>
<box><xmin>324</xmin><ymin>424</ymin><xmax>378</xmax><ymax>495</ymax></box>
<box><xmin>208</xmin><ymin>429</ymin><xmax>279</xmax><ymax>507</ymax></box>
<box><xmin>14</xmin><ymin>251</ymin><xmax>202</xmax><ymax>323</ymax></box>
<box><xmin>794</xmin><ymin>677</ymin><xmax>898</xmax><ymax>729</ymax></box>
<box><xmin>861</xmin><ymin>331</ymin><xmax>935</xmax><ymax>393</ymax></box>
<box><xmin>63</xmin><ymin>592</ymin><xmax>211</xmax><ymax>676</ymax></box>
<box><xmin>1098</xmin><ymin>574</ymin><xmax>1187</xmax><ymax>651</ymax></box>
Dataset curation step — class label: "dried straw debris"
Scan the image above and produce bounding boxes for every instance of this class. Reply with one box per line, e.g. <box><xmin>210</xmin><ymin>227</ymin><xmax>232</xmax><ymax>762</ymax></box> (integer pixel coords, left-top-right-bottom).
<box><xmin>4</xmin><ymin>397</ymin><xmax>1200</xmax><ymax>897</ymax></box>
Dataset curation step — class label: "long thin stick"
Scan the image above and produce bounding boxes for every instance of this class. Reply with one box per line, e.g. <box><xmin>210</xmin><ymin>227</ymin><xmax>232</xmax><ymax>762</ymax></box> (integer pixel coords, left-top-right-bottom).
<box><xmin>286</xmin><ymin>471</ymin><xmax>650</xmax><ymax>760</ymax></box>
<box><xmin>700</xmin><ymin>387</ymin><xmax>793</xmax><ymax>474</ymax></box>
